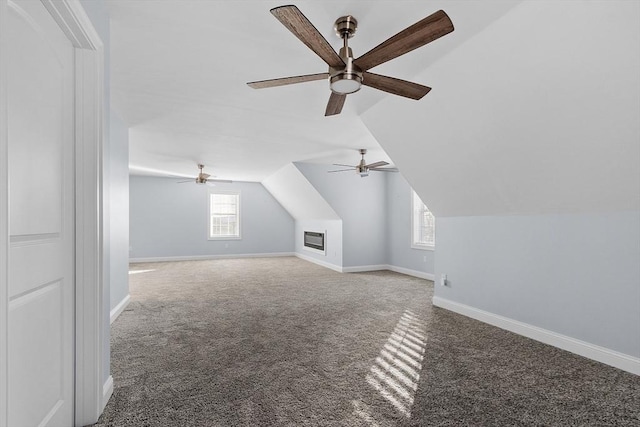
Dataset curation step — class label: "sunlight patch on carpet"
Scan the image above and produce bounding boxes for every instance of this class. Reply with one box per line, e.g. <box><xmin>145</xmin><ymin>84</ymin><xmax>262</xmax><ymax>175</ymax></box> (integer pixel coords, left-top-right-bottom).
<box><xmin>363</xmin><ymin>309</ymin><xmax>427</xmax><ymax>420</ymax></box>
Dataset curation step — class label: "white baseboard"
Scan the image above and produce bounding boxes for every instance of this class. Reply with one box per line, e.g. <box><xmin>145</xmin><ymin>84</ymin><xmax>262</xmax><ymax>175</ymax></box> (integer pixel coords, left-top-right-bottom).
<box><xmin>387</xmin><ymin>265</ymin><xmax>434</xmax><ymax>281</ymax></box>
<box><xmin>130</xmin><ymin>252</ymin><xmax>295</xmax><ymax>263</ymax></box>
<box><xmin>342</xmin><ymin>264</ymin><xmax>389</xmax><ymax>273</ymax></box>
<box><xmin>294</xmin><ymin>252</ymin><xmax>342</xmax><ymax>272</ymax></box>
<box><xmin>293</xmin><ymin>255</ymin><xmax>436</xmax><ymax>280</ymax></box>
<box><xmin>101</xmin><ymin>375</ymin><xmax>113</xmax><ymax>412</ymax></box>
<box><xmin>342</xmin><ymin>264</ymin><xmax>434</xmax><ymax>280</ymax></box>
<box><xmin>110</xmin><ymin>294</ymin><xmax>131</xmax><ymax>324</ymax></box>
<box><xmin>432</xmin><ymin>296</ymin><xmax>640</xmax><ymax>376</ymax></box>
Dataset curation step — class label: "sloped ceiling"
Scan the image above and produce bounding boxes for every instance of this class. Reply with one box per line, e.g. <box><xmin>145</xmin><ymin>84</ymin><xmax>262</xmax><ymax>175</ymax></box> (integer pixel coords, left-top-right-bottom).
<box><xmin>262</xmin><ymin>163</ymin><xmax>339</xmax><ymax>221</ymax></box>
<box><xmin>108</xmin><ymin>1</ymin><xmax>638</xmax><ymax>217</ymax></box>
<box><xmin>107</xmin><ymin>0</ymin><xmax>519</xmax><ymax>181</ymax></box>
<box><xmin>362</xmin><ymin>0</ymin><xmax>640</xmax><ymax>216</ymax></box>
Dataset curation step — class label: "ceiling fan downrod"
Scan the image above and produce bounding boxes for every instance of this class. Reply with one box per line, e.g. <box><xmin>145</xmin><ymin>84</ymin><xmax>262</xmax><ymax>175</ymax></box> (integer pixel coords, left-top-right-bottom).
<box><xmin>330</xmin><ymin>15</ymin><xmax>362</xmax><ymax>94</ymax></box>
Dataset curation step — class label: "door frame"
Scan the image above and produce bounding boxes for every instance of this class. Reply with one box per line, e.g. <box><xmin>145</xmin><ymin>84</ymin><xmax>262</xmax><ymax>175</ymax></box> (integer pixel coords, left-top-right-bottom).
<box><xmin>0</xmin><ymin>0</ymin><xmax>107</xmax><ymax>425</ymax></box>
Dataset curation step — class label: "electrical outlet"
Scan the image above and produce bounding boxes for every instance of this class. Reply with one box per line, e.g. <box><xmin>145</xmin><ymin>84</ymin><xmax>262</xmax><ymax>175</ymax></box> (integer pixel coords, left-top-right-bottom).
<box><xmin>423</xmin><ymin>255</ymin><xmax>427</xmax><ymax>262</ymax></box>
<box><xmin>440</xmin><ymin>274</ymin><xmax>447</xmax><ymax>287</ymax></box>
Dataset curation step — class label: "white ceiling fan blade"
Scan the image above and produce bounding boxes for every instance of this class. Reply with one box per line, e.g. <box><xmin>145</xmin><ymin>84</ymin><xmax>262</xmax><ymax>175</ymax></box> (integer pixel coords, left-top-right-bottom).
<box><xmin>328</xmin><ymin>169</ymin><xmax>356</xmax><ymax>173</ymax></box>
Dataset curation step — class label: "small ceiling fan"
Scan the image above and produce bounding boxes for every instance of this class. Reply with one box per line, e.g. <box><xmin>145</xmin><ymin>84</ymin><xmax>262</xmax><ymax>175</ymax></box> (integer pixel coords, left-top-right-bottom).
<box><xmin>247</xmin><ymin>5</ymin><xmax>454</xmax><ymax>116</ymax></box>
<box><xmin>329</xmin><ymin>149</ymin><xmax>398</xmax><ymax>177</ymax></box>
<box><xmin>177</xmin><ymin>164</ymin><xmax>232</xmax><ymax>185</ymax></box>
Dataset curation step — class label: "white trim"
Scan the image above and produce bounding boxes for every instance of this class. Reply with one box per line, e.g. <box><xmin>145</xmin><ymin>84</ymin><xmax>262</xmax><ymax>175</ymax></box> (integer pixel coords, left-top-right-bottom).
<box><xmin>410</xmin><ymin>244</ymin><xmax>435</xmax><ymax>251</ymax></box>
<box><xmin>294</xmin><ymin>254</ymin><xmax>437</xmax><ymax>280</ymax></box>
<box><xmin>295</xmin><ymin>252</ymin><xmax>342</xmax><ymax>273</ymax></box>
<box><xmin>74</xmin><ymin>40</ymin><xmax>105</xmax><ymax>427</ymax></box>
<box><xmin>41</xmin><ymin>0</ymin><xmax>101</xmax><ymax>49</ymax></box>
<box><xmin>411</xmin><ymin>190</ymin><xmax>435</xmax><ymax>249</ymax></box>
<box><xmin>342</xmin><ymin>264</ymin><xmax>389</xmax><ymax>273</ymax></box>
<box><xmin>387</xmin><ymin>265</ymin><xmax>434</xmax><ymax>281</ymax></box>
<box><xmin>0</xmin><ymin>1</ymin><xmax>8</xmax><ymax>424</ymax></box>
<box><xmin>44</xmin><ymin>0</ymin><xmax>107</xmax><ymax>425</ymax></box>
<box><xmin>432</xmin><ymin>296</ymin><xmax>640</xmax><ymax>376</ymax></box>
<box><xmin>110</xmin><ymin>294</ymin><xmax>131</xmax><ymax>324</ymax></box>
<box><xmin>130</xmin><ymin>252</ymin><xmax>295</xmax><ymax>264</ymax></box>
<box><xmin>302</xmin><ymin>245</ymin><xmax>326</xmax><ymax>255</ymax></box>
<box><xmin>207</xmin><ymin>190</ymin><xmax>241</xmax><ymax>240</ymax></box>
<box><xmin>101</xmin><ymin>375</ymin><xmax>113</xmax><ymax>412</ymax></box>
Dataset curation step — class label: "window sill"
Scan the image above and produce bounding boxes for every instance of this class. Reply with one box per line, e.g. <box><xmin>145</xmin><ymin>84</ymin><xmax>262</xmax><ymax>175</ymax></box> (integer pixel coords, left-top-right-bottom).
<box><xmin>411</xmin><ymin>244</ymin><xmax>434</xmax><ymax>251</ymax></box>
<box><xmin>208</xmin><ymin>236</ymin><xmax>242</xmax><ymax>241</ymax></box>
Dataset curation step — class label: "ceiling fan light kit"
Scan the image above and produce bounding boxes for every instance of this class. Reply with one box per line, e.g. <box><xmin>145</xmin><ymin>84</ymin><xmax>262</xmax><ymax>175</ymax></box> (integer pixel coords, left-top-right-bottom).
<box><xmin>247</xmin><ymin>5</ymin><xmax>454</xmax><ymax>116</ymax></box>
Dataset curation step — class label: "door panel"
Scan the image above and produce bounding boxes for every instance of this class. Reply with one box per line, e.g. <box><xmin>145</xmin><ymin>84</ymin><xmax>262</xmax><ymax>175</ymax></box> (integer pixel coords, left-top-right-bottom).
<box><xmin>7</xmin><ymin>0</ymin><xmax>74</xmax><ymax>425</ymax></box>
<box><xmin>9</xmin><ymin>281</ymin><xmax>64</xmax><ymax>427</ymax></box>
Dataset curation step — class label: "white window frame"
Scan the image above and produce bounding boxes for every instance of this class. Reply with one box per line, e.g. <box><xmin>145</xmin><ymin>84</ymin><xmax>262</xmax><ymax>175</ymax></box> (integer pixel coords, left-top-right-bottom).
<box><xmin>411</xmin><ymin>190</ymin><xmax>435</xmax><ymax>251</ymax></box>
<box><xmin>208</xmin><ymin>190</ymin><xmax>241</xmax><ymax>240</ymax></box>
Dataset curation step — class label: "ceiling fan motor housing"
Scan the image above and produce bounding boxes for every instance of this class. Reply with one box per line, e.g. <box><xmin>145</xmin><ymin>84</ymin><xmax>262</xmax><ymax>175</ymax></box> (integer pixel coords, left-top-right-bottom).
<box><xmin>334</xmin><ymin>15</ymin><xmax>357</xmax><ymax>38</ymax></box>
<box><xmin>329</xmin><ymin>15</ymin><xmax>363</xmax><ymax>94</ymax></box>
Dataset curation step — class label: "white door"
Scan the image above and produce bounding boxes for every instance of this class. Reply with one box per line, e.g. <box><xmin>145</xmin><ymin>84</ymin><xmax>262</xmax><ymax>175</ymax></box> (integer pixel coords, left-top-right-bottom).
<box><xmin>7</xmin><ymin>0</ymin><xmax>75</xmax><ymax>425</ymax></box>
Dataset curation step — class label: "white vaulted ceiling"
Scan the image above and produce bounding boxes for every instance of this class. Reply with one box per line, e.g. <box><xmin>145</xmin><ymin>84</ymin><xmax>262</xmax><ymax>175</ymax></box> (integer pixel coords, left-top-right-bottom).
<box><xmin>107</xmin><ymin>0</ymin><xmax>519</xmax><ymax>182</ymax></box>
<box><xmin>108</xmin><ymin>1</ymin><xmax>639</xmax><ymax>217</ymax></box>
<box><xmin>362</xmin><ymin>0</ymin><xmax>640</xmax><ymax>216</ymax></box>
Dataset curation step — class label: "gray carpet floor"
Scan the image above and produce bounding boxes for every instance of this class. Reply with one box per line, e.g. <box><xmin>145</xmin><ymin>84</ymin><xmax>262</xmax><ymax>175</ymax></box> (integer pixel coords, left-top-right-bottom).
<box><xmin>93</xmin><ymin>257</ymin><xmax>640</xmax><ymax>426</ymax></box>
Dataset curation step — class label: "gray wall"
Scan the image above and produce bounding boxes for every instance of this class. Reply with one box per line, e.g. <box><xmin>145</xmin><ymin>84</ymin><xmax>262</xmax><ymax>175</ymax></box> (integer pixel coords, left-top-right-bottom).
<box><xmin>109</xmin><ymin>110</ymin><xmax>129</xmax><ymax>310</ymax></box>
<box><xmin>434</xmin><ymin>212</ymin><xmax>640</xmax><ymax>358</ymax></box>
<box><xmin>295</xmin><ymin>162</ymin><xmax>387</xmax><ymax>268</ymax></box>
<box><xmin>129</xmin><ymin>176</ymin><xmax>294</xmax><ymax>259</ymax></box>
<box><xmin>79</xmin><ymin>0</ymin><xmax>111</xmax><ymax>386</ymax></box>
<box><xmin>386</xmin><ymin>173</ymin><xmax>434</xmax><ymax>275</ymax></box>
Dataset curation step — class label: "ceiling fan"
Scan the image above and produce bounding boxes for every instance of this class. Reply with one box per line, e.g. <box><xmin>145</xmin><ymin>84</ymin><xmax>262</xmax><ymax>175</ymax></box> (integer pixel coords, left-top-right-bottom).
<box><xmin>329</xmin><ymin>149</ymin><xmax>398</xmax><ymax>177</ymax></box>
<box><xmin>177</xmin><ymin>164</ymin><xmax>232</xmax><ymax>185</ymax></box>
<box><xmin>247</xmin><ymin>5</ymin><xmax>454</xmax><ymax>116</ymax></box>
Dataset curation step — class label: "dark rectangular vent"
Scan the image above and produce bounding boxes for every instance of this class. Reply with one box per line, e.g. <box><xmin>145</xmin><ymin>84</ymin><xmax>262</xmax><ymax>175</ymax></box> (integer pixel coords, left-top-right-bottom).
<box><xmin>304</xmin><ymin>231</ymin><xmax>324</xmax><ymax>251</ymax></box>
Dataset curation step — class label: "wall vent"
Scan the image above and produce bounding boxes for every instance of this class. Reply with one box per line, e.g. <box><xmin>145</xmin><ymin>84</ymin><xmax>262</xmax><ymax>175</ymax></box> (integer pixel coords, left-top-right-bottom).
<box><xmin>304</xmin><ymin>231</ymin><xmax>325</xmax><ymax>252</ymax></box>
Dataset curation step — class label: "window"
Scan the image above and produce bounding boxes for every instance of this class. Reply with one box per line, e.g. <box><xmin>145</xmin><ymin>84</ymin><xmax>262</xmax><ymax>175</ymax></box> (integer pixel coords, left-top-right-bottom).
<box><xmin>411</xmin><ymin>190</ymin><xmax>435</xmax><ymax>249</ymax></box>
<box><xmin>209</xmin><ymin>191</ymin><xmax>240</xmax><ymax>239</ymax></box>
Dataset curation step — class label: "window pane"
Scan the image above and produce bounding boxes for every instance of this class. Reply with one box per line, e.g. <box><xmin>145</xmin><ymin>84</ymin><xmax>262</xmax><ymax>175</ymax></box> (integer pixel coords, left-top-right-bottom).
<box><xmin>412</xmin><ymin>191</ymin><xmax>435</xmax><ymax>247</ymax></box>
<box><xmin>209</xmin><ymin>193</ymin><xmax>240</xmax><ymax>238</ymax></box>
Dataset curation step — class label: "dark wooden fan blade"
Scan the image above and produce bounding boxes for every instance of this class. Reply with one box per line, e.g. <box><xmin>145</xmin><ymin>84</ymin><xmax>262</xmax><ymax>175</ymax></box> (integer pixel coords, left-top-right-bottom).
<box><xmin>354</xmin><ymin>10</ymin><xmax>454</xmax><ymax>71</ymax></box>
<box><xmin>271</xmin><ymin>5</ymin><xmax>344</xmax><ymax>68</ymax></box>
<box><xmin>363</xmin><ymin>72</ymin><xmax>431</xmax><ymax>100</ymax></box>
<box><xmin>366</xmin><ymin>161</ymin><xmax>389</xmax><ymax>169</ymax></box>
<box><xmin>247</xmin><ymin>73</ymin><xmax>329</xmax><ymax>89</ymax></box>
<box><xmin>325</xmin><ymin>92</ymin><xmax>346</xmax><ymax>116</ymax></box>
